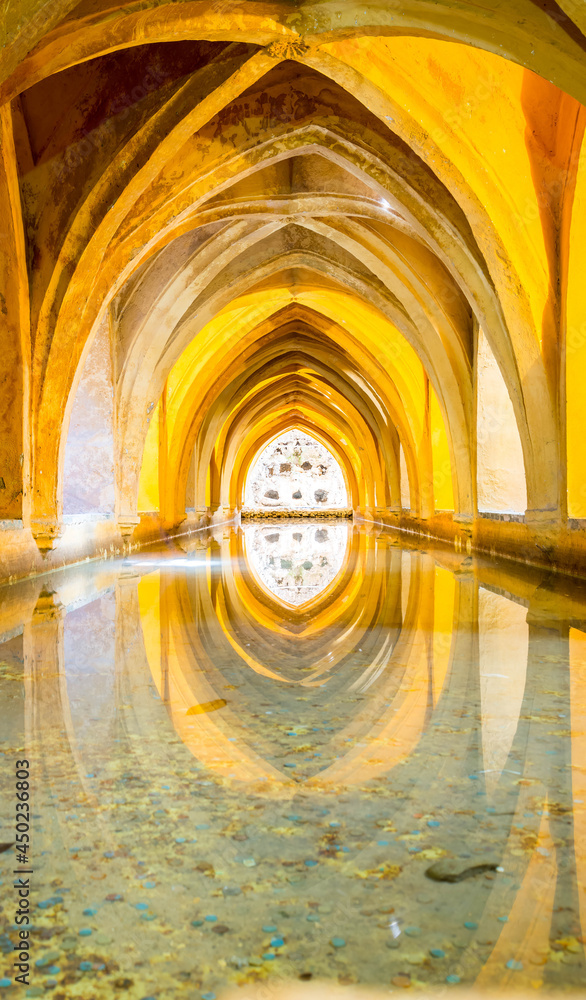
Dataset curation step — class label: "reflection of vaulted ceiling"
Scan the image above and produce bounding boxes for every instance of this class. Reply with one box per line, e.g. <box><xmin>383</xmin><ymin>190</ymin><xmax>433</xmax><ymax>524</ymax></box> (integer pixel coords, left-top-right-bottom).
<box><xmin>4</xmin><ymin>2</ymin><xmax>584</xmax><ymax>534</ymax></box>
<box><xmin>141</xmin><ymin>528</ymin><xmax>431</xmax><ymax>786</ymax></box>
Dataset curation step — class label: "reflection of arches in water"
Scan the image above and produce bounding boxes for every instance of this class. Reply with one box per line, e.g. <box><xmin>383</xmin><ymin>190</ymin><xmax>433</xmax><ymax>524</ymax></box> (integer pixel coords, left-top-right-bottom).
<box><xmin>9</xmin><ymin>533</ymin><xmax>586</xmax><ymax>989</ymax></box>
<box><xmin>242</xmin><ymin>521</ymin><xmax>350</xmax><ymax>607</ymax></box>
<box><xmin>137</xmin><ymin>528</ymin><xmax>459</xmax><ymax>787</ymax></box>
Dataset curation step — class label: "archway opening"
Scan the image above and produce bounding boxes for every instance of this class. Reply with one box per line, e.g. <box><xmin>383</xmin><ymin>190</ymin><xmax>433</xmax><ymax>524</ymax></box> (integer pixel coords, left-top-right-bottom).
<box><xmin>242</xmin><ymin>429</ymin><xmax>350</xmax><ymax>516</ymax></box>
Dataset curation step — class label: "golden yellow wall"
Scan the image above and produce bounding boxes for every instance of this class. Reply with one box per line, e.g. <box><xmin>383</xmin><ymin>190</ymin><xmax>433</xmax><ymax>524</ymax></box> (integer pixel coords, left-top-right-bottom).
<box><xmin>567</xmin><ymin>144</ymin><xmax>586</xmax><ymax>518</ymax></box>
<box><xmin>138</xmin><ymin>402</ymin><xmax>160</xmax><ymax>513</ymax></box>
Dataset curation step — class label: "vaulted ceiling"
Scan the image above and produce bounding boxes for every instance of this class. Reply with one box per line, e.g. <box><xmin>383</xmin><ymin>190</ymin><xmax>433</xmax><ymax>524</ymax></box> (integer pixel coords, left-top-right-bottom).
<box><xmin>1</xmin><ymin>0</ymin><xmax>585</xmax><ymax>547</ymax></box>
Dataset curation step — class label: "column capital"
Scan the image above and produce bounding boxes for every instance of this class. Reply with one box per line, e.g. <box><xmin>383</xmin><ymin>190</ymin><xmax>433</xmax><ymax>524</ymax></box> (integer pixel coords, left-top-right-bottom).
<box><xmin>117</xmin><ymin>514</ymin><xmax>140</xmax><ymax>538</ymax></box>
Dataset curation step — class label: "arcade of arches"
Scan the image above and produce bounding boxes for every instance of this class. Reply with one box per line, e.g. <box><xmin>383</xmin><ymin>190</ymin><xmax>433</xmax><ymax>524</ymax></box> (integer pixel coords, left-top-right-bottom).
<box><xmin>4</xmin><ymin>6</ymin><xmax>586</xmax><ymax>998</ymax></box>
<box><xmin>1</xmin><ymin>0</ymin><xmax>586</xmax><ymax>581</ymax></box>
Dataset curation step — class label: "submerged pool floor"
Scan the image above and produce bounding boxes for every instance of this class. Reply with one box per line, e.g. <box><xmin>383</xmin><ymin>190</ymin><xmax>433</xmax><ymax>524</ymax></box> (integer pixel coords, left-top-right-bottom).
<box><xmin>1</xmin><ymin>521</ymin><xmax>585</xmax><ymax>997</ymax></box>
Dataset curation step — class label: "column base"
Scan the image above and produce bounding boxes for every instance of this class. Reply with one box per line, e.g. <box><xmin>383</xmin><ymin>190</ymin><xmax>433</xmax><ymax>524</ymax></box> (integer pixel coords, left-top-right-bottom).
<box><xmin>31</xmin><ymin>519</ymin><xmax>63</xmax><ymax>553</ymax></box>
<box><xmin>33</xmin><ymin>587</ymin><xmax>65</xmax><ymax>621</ymax></box>
<box><xmin>117</xmin><ymin>515</ymin><xmax>141</xmax><ymax>539</ymax></box>
<box><xmin>211</xmin><ymin>506</ymin><xmax>239</xmax><ymax>525</ymax></box>
<box><xmin>453</xmin><ymin>512</ymin><xmax>474</xmax><ymax>526</ymax></box>
<box><xmin>524</xmin><ymin>508</ymin><xmax>562</xmax><ymax>529</ymax></box>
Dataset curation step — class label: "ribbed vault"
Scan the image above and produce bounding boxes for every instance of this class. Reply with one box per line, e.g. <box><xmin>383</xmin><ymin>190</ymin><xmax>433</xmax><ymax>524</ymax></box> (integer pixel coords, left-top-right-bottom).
<box><xmin>2</xmin><ymin>1</ymin><xmax>586</xmax><ymax>574</ymax></box>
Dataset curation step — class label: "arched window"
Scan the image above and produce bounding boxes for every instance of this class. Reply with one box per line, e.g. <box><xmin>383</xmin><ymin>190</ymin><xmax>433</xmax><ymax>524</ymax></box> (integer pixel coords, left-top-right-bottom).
<box><xmin>243</xmin><ymin>430</ymin><xmax>349</xmax><ymax>512</ymax></box>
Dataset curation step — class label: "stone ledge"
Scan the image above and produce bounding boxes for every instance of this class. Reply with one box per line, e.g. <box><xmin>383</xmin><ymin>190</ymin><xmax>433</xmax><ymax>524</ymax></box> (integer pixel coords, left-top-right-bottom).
<box><xmin>479</xmin><ymin>511</ymin><xmax>525</xmax><ymax>523</ymax></box>
<box><xmin>241</xmin><ymin>508</ymin><xmax>352</xmax><ymax>519</ymax></box>
<box><xmin>62</xmin><ymin>511</ymin><xmax>115</xmax><ymax>524</ymax></box>
<box><xmin>357</xmin><ymin>511</ymin><xmax>586</xmax><ymax>582</ymax></box>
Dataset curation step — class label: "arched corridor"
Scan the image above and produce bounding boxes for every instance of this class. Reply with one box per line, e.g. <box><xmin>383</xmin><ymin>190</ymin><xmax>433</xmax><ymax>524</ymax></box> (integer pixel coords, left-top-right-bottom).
<box><xmin>2</xmin><ymin>2</ymin><xmax>586</xmax><ymax>996</ymax></box>
<box><xmin>1</xmin><ymin>1</ymin><xmax>586</xmax><ymax>574</ymax></box>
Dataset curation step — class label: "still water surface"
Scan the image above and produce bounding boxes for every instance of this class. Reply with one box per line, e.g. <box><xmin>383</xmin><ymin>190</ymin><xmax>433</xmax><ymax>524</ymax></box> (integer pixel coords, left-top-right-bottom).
<box><xmin>1</xmin><ymin>521</ymin><xmax>586</xmax><ymax>997</ymax></box>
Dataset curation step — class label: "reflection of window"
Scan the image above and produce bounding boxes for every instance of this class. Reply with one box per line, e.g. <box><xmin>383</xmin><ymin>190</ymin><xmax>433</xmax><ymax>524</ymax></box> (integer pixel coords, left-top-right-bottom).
<box><xmin>243</xmin><ymin>522</ymin><xmax>349</xmax><ymax>606</ymax></box>
<box><xmin>244</xmin><ymin>429</ymin><xmax>348</xmax><ymax>510</ymax></box>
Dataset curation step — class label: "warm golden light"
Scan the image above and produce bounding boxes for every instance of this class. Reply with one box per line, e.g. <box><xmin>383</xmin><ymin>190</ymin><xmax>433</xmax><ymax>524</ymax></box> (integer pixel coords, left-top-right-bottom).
<box><xmin>2</xmin><ymin>3</ymin><xmax>586</xmax><ymax>995</ymax></box>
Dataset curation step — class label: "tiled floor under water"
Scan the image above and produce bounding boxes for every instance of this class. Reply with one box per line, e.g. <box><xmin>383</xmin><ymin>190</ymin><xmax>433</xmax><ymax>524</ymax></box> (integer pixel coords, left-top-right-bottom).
<box><xmin>1</xmin><ymin>520</ymin><xmax>586</xmax><ymax>997</ymax></box>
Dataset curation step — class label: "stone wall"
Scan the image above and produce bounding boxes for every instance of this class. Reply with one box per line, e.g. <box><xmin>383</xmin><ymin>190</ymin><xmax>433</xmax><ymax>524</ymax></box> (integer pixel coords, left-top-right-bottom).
<box><xmin>476</xmin><ymin>328</ymin><xmax>527</xmax><ymax>515</ymax></box>
<box><xmin>243</xmin><ymin>431</ymin><xmax>348</xmax><ymax>511</ymax></box>
<box><xmin>63</xmin><ymin>316</ymin><xmax>115</xmax><ymax>515</ymax></box>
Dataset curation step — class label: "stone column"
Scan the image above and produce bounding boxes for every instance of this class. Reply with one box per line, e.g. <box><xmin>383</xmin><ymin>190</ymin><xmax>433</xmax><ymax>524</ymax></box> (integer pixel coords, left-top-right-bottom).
<box><xmin>419</xmin><ymin>375</ymin><xmax>434</xmax><ymax>519</ymax></box>
<box><xmin>23</xmin><ymin>588</ymin><xmax>66</xmax><ymax>753</ymax></box>
<box><xmin>114</xmin><ymin>564</ymin><xmax>153</xmax><ymax>733</ymax></box>
<box><xmin>23</xmin><ymin>587</ymin><xmax>81</xmax><ymax>821</ymax></box>
<box><xmin>524</xmin><ymin>610</ymin><xmax>583</xmax><ymax>988</ymax></box>
<box><xmin>0</xmin><ymin>105</ymin><xmax>30</xmax><ymax>526</ymax></box>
